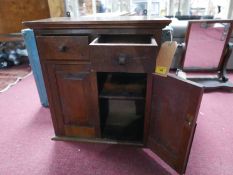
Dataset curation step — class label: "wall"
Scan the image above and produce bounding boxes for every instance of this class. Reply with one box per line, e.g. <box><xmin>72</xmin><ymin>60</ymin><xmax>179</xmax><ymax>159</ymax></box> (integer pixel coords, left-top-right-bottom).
<box><xmin>0</xmin><ymin>0</ymin><xmax>50</xmax><ymax>34</ymax></box>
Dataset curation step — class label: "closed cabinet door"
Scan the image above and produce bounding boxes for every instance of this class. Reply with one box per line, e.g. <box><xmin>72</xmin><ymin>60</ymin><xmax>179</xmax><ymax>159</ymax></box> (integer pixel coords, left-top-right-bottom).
<box><xmin>46</xmin><ymin>64</ymin><xmax>100</xmax><ymax>138</ymax></box>
<box><xmin>147</xmin><ymin>74</ymin><xmax>203</xmax><ymax>174</ymax></box>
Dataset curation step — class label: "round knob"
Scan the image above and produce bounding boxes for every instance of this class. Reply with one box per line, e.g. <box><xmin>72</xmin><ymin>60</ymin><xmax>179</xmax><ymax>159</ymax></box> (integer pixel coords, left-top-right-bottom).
<box><xmin>59</xmin><ymin>45</ymin><xmax>68</xmax><ymax>52</ymax></box>
<box><xmin>118</xmin><ymin>54</ymin><xmax>127</xmax><ymax>65</ymax></box>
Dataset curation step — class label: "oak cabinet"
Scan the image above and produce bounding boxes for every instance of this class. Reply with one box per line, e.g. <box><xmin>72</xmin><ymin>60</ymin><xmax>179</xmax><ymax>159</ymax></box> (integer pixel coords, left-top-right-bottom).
<box><xmin>36</xmin><ymin>36</ymin><xmax>89</xmax><ymax>61</ymax></box>
<box><xmin>24</xmin><ymin>16</ymin><xmax>203</xmax><ymax>174</ymax></box>
<box><xmin>45</xmin><ymin>64</ymin><xmax>100</xmax><ymax>138</ymax></box>
<box><xmin>147</xmin><ymin>74</ymin><xmax>203</xmax><ymax>173</ymax></box>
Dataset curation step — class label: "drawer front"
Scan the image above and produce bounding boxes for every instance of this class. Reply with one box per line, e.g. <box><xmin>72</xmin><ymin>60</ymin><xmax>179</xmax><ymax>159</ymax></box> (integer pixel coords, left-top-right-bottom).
<box><xmin>36</xmin><ymin>36</ymin><xmax>89</xmax><ymax>61</ymax></box>
<box><xmin>90</xmin><ymin>46</ymin><xmax>157</xmax><ymax>73</ymax></box>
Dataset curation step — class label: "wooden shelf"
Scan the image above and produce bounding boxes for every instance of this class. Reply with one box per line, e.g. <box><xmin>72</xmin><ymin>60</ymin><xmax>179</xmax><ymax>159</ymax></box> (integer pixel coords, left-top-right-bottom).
<box><xmin>98</xmin><ymin>72</ymin><xmax>146</xmax><ymax>101</ymax></box>
<box><xmin>99</xmin><ymin>94</ymin><xmax>145</xmax><ymax>100</ymax></box>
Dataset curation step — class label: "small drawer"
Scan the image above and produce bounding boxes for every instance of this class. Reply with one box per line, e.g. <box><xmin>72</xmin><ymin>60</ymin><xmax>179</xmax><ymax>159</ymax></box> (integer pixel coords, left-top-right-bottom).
<box><xmin>90</xmin><ymin>35</ymin><xmax>157</xmax><ymax>73</ymax></box>
<box><xmin>36</xmin><ymin>36</ymin><xmax>89</xmax><ymax>61</ymax></box>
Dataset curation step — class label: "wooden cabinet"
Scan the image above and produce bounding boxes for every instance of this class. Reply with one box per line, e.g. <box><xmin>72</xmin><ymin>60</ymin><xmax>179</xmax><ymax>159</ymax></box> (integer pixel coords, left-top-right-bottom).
<box><xmin>45</xmin><ymin>64</ymin><xmax>100</xmax><ymax>138</ymax></box>
<box><xmin>147</xmin><ymin>74</ymin><xmax>203</xmax><ymax>173</ymax></box>
<box><xmin>90</xmin><ymin>35</ymin><xmax>157</xmax><ymax>73</ymax></box>
<box><xmin>24</xmin><ymin>16</ymin><xmax>203</xmax><ymax>174</ymax></box>
<box><xmin>36</xmin><ymin>36</ymin><xmax>89</xmax><ymax>61</ymax></box>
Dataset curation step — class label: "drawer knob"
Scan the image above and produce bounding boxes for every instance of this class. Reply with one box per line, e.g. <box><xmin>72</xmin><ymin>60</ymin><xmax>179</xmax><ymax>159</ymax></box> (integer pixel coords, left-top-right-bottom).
<box><xmin>59</xmin><ymin>45</ymin><xmax>68</xmax><ymax>52</ymax></box>
<box><xmin>118</xmin><ymin>54</ymin><xmax>127</xmax><ymax>65</ymax></box>
<box><xmin>185</xmin><ymin>114</ymin><xmax>194</xmax><ymax>126</ymax></box>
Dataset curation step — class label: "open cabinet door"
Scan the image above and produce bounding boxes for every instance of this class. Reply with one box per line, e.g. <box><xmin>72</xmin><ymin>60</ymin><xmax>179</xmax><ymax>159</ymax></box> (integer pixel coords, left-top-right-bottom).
<box><xmin>147</xmin><ymin>74</ymin><xmax>203</xmax><ymax>174</ymax></box>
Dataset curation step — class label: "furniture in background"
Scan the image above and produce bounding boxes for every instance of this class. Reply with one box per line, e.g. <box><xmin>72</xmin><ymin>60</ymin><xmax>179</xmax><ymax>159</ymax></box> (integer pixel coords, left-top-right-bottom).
<box><xmin>22</xmin><ymin>29</ymin><xmax>48</xmax><ymax>107</ymax></box>
<box><xmin>168</xmin><ymin>19</ymin><xmax>233</xmax><ymax>71</ymax></box>
<box><xmin>0</xmin><ymin>0</ymin><xmax>50</xmax><ymax>34</ymax></box>
<box><xmin>0</xmin><ymin>34</ymin><xmax>25</xmax><ymax>68</ymax></box>
<box><xmin>0</xmin><ymin>0</ymin><xmax>50</xmax><ymax>88</ymax></box>
<box><xmin>165</xmin><ymin>15</ymin><xmax>214</xmax><ymax>20</ymax></box>
<box><xmin>177</xmin><ymin>20</ymin><xmax>233</xmax><ymax>91</ymax></box>
<box><xmin>24</xmin><ymin>16</ymin><xmax>204</xmax><ymax>174</ymax></box>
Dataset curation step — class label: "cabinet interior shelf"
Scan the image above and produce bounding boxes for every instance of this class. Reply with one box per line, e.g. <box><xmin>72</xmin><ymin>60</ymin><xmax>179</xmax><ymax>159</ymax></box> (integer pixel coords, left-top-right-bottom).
<box><xmin>90</xmin><ymin>34</ymin><xmax>157</xmax><ymax>46</ymax></box>
<box><xmin>97</xmin><ymin>72</ymin><xmax>146</xmax><ymax>142</ymax></box>
<box><xmin>97</xmin><ymin>72</ymin><xmax>146</xmax><ymax>100</ymax></box>
<box><xmin>99</xmin><ymin>94</ymin><xmax>145</xmax><ymax>100</ymax></box>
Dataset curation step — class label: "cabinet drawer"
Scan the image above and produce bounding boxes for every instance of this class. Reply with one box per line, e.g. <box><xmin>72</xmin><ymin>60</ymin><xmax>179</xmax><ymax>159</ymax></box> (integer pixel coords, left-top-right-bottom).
<box><xmin>90</xmin><ymin>35</ymin><xmax>157</xmax><ymax>73</ymax></box>
<box><xmin>90</xmin><ymin>46</ymin><xmax>157</xmax><ymax>73</ymax></box>
<box><xmin>36</xmin><ymin>36</ymin><xmax>89</xmax><ymax>61</ymax></box>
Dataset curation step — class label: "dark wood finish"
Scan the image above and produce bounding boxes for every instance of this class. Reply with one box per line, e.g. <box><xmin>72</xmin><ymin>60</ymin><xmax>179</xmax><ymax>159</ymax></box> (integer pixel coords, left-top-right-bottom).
<box><xmin>99</xmin><ymin>95</ymin><xmax>145</xmax><ymax>100</ymax></box>
<box><xmin>52</xmin><ymin>136</ymin><xmax>144</xmax><ymax>146</ymax></box>
<box><xmin>45</xmin><ymin>64</ymin><xmax>100</xmax><ymax>138</ymax></box>
<box><xmin>33</xmin><ymin>29</ymin><xmax>163</xmax><ymax>47</ymax></box>
<box><xmin>24</xmin><ymin>17</ymin><xmax>206</xmax><ymax>174</ymax></box>
<box><xmin>36</xmin><ymin>36</ymin><xmax>89</xmax><ymax>61</ymax></box>
<box><xmin>90</xmin><ymin>45</ymin><xmax>156</xmax><ymax>73</ymax></box>
<box><xmin>23</xmin><ymin>16</ymin><xmax>171</xmax><ymax>29</ymax></box>
<box><xmin>143</xmin><ymin>73</ymin><xmax>153</xmax><ymax>144</ymax></box>
<box><xmin>147</xmin><ymin>74</ymin><xmax>203</xmax><ymax>174</ymax></box>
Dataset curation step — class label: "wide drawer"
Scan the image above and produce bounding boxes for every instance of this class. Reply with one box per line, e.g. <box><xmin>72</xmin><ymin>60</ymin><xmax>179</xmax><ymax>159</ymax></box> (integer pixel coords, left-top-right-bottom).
<box><xmin>90</xmin><ymin>35</ymin><xmax>157</xmax><ymax>73</ymax></box>
<box><xmin>36</xmin><ymin>36</ymin><xmax>89</xmax><ymax>61</ymax></box>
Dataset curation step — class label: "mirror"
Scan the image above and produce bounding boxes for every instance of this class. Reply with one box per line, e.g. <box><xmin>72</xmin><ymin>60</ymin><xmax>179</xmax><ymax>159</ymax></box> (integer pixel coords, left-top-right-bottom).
<box><xmin>182</xmin><ymin>21</ymin><xmax>231</xmax><ymax>70</ymax></box>
<box><xmin>178</xmin><ymin>20</ymin><xmax>233</xmax><ymax>91</ymax></box>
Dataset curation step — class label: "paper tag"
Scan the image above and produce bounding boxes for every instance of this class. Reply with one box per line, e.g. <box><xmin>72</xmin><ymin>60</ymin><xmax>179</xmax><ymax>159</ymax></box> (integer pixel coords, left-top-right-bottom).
<box><xmin>155</xmin><ymin>41</ymin><xmax>177</xmax><ymax>77</ymax></box>
<box><xmin>155</xmin><ymin>66</ymin><xmax>167</xmax><ymax>74</ymax></box>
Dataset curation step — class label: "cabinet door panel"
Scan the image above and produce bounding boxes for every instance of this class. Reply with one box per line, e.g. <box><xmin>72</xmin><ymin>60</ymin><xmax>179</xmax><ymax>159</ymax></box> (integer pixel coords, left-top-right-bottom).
<box><xmin>147</xmin><ymin>74</ymin><xmax>203</xmax><ymax>174</ymax></box>
<box><xmin>56</xmin><ymin>71</ymin><xmax>91</xmax><ymax>125</ymax></box>
<box><xmin>46</xmin><ymin>64</ymin><xmax>100</xmax><ymax>138</ymax></box>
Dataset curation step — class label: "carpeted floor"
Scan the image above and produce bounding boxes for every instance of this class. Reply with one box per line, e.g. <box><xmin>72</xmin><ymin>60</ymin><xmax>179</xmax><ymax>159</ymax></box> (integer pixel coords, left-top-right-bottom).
<box><xmin>0</xmin><ymin>74</ymin><xmax>233</xmax><ymax>175</ymax></box>
<box><xmin>0</xmin><ymin>63</ymin><xmax>31</xmax><ymax>92</ymax></box>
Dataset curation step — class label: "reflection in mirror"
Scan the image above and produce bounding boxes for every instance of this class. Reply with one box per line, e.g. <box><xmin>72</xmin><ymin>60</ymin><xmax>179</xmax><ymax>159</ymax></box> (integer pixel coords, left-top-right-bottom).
<box><xmin>183</xmin><ymin>22</ymin><xmax>230</xmax><ymax>69</ymax></box>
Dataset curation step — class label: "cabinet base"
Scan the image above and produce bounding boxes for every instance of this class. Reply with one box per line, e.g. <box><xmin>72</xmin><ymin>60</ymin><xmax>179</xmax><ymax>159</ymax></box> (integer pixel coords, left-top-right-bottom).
<box><xmin>52</xmin><ymin>136</ymin><xmax>144</xmax><ymax>147</ymax></box>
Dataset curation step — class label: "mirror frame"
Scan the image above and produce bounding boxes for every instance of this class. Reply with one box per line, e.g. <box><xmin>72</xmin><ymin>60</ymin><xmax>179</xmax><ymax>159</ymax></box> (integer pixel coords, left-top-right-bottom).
<box><xmin>180</xmin><ymin>19</ymin><xmax>233</xmax><ymax>72</ymax></box>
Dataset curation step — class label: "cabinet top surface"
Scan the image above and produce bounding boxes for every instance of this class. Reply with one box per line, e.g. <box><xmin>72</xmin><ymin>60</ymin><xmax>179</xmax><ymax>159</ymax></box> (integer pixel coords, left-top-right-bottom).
<box><xmin>23</xmin><ymin>16</ymin><xmax>171</xmax><ymax>29</ymax></box>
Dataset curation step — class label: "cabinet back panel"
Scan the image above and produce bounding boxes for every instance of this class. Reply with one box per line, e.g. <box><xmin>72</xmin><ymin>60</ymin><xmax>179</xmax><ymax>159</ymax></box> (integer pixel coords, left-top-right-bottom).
<box><xmin>101</xmin><ymin>99</ymin><xmax>144</xmax><ymax>142</ymax></box>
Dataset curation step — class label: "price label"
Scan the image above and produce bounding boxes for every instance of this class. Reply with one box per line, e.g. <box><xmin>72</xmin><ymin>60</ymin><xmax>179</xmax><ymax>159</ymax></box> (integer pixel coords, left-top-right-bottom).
<box><xmin>155</xmin><ymin>41</ymin><xmax>177</xmax><ymax>77</ymax></box>
<box><xmin>155</xmin><ymin>66</ymin><xmax>167</xmax><ymax>75</ymax></box>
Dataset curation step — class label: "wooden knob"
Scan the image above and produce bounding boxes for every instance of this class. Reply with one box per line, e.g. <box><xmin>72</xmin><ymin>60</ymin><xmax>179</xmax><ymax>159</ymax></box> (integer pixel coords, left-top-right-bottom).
<box><xmin>59</xmin><ymin>45</ymin><xmax>67</xmax><ymax>52</ymax></box>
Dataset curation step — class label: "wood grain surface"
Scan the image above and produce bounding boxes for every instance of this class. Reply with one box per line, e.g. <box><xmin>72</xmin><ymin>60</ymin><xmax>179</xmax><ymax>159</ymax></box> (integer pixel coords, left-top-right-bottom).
<box><xmin>0</xmin><ymin>0</ymin><xmax>50</xmax><ymax>34</ymax></box>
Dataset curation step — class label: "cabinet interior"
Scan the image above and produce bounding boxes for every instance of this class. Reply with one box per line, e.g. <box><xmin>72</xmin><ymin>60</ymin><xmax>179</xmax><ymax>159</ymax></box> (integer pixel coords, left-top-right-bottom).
<box><xmin>97</xmin><ymin>72</ymin><xmax>147</xmax><ymax>143</ymax></box>
<box><xmin>97</xmin><ymin>34</ymin><xmax>152</xmax><ymax>44</ymax></box>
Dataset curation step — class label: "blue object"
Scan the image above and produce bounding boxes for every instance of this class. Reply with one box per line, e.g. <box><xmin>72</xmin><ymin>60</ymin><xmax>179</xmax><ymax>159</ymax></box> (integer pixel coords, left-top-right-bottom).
<box><xmin>22</xmin><ymin>29</ymin><xmax>48</xmax><ymax>107</ymax></box>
